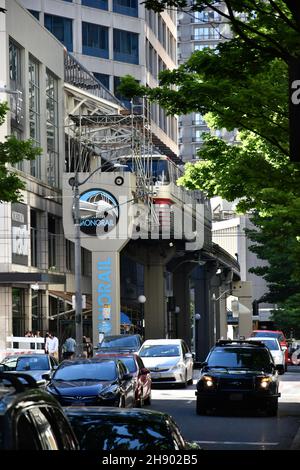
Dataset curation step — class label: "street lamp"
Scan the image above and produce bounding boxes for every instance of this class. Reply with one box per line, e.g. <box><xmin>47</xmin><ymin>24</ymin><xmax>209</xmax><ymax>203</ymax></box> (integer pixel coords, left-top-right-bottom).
<box><xmin>138</xmin><ymin>295</ymin><xmax>146</xmax><ymax>336</ymax></box>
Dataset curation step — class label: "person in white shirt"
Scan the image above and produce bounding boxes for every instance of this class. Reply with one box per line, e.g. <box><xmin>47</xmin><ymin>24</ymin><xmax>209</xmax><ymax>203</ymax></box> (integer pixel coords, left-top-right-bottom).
<box><xmin>47</xmin><ymin>333</ymin><xmax>59</xmax><ymax>361</ymax></box>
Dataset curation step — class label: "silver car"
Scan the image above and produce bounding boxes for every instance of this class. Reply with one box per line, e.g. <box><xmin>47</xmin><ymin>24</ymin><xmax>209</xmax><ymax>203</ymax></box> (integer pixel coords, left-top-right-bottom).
<box><xmin>138</xmin><ymin>339</ymin><xmax>194</xmax><ymax>387</ymax></box>
<box><xmin>247</xmin><ymin>337</ymin><xmax>285</xmax><ymax>374</ymax></box>
<box><xmin>0</xmin><ymin>354</ymin><xmax>58</xmax><ymax>382</ymax></box>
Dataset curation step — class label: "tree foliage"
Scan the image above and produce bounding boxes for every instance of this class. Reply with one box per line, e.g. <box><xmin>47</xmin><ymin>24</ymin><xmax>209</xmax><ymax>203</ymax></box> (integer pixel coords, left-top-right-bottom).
<box><xmin>117</xmin><ymin>0</ymin><xmax>300</xmax><ymax>307</ymax></box>
<box><xmin>0</xmin><ymin>102</ymin><xmax>41</xmax><ymax>202</ymax></box>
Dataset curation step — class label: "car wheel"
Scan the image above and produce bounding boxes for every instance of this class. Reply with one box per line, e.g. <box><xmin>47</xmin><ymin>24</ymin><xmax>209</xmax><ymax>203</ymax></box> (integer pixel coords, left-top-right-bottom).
<box><xmin>196</xmin><ymin>397</ymin><xmax>207</xmax><ymax>415</ymax></box>
<box><xmin>266</xmin><ymin>399</ymin><xmax>278</xmax><ymax>417</ymax></box>
<box><xmin>144</xmin><ymin>393</ymin><xmax>151</xmax><ymax>406</ymax></box>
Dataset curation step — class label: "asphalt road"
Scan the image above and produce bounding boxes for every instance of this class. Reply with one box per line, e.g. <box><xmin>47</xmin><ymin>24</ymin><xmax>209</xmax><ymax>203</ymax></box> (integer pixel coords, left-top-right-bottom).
<box><xmin>150</xmin><ymin>366</ymin><xmax>300</xmax><ymax>450</ymax></box>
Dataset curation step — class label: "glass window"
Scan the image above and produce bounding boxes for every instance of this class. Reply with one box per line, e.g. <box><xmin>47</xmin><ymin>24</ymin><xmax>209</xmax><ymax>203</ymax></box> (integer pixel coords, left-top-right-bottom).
<box><xmin>100</xmin><ymin>336</ymin><xmax>139</xmax><ymax>348</ymax></box>
<box><xmin>113</xmin><ymin>76</ymin><xmax>131</xmax><ymax>109</ymax></box>
<box><xmin>44</xmin><ymin>14</ymin><xmax>73</xmax><ymax>51</ymax></box>
<box><xmin>113</xmin><ymin>357</ymin><xmax>137</xmax><ymax>373</ymax></box>
<box><xmin>82</xmin><ymin>22</ymin><xmax>109</xmax><ymax>58</ymax></box>
<box><xmin>53</xmin><ymin>362</ymin><xmax>117</xmax><ymax>381</ymax></box>
<box><xmin>16</xmin><ymin>356</ymin><xmax>49</xmax><ymax>371</ymax></box>
<box><xmin>113</xmin><ymin>0</ymin><xmax>138</xmax><ymax>18</ymax></box>
<box><xmin>9</xmin><ymin>40</ymin><xmax>24</xmax><ymax>130</ymax></box>
<box><xmin>194</xmin><ymin>26</ymin><xmax>220</xmax><ymax>40</ymax></box>
<box><xmin>28</xmin><ymin>57</ymin><xmax>40</xmax><ymax>178</ymax></box>
<box><xmin>28</xmin><ymin>9</ymin><xmax>40</xmax><ymax>20</ymax></box>
<box><xmin>12</xmin><ymin>288</ymin><xmax>25</xmax><ymax>336</ymax></box>
<box><xmin>48</xmin><ymin>214</ymin><xmax>57</xmax><ymax>269</ymax></box>
<box><xmin>93</xmin><ymin>72</ymin><xmax>110</xmax><ymax>90</ymax></box>
<box><xmin>207</xmin><ymin>347</ymin><xmax>272</xmax><ymax>369</ymax></box>
<box><xmin>139</xmin><ymin>344</ymin><xmax>180</xmax><ymax>357</ymax></box>
<box><xmin>113</xmin><ymin>29</ymin><xmax>139</xmax><ymax>65</ymax></box>
<box><xmin>82</xmin><ymin>0</ymin><xmax>108</xmax><ymax>10</ymax></box>
<box><xmin>194</xmin><ymin>10</ymin><xmax>221</xmax><ymax>23</ymax></box>
<box><xmin>46</xmin><ymin>70</ymin><xmax>59</xmax><ymax>187</ymax></box>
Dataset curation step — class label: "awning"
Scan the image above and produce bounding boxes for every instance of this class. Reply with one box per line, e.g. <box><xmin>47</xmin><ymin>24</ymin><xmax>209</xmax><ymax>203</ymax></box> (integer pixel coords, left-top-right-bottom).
<box><xmin>48</xmin><ymin>290</ymin><xmax>92</xmax><ymax>309</ymax></box>
<box><xmin>0</xmin><ymin>273</ymin><xmax>66</xmax><ymax>284</ymax></box>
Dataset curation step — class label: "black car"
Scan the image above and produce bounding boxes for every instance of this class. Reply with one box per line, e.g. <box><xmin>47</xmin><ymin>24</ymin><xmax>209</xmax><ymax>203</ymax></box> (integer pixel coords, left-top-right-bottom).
<box><xmin>96</xmin><ymin>334</ymin><xmax>143</xmax><ymax>354</ymax></box>
<box><xmin>195</xmin><ymin>340</ymin><xmax>281</xmax><ymax>416</ymax></box>
<box><xmin>0</xmin><ymin>372</ymin><xmax>79</xmax><ymax>450</ymax></box>
<box><xmin>64</xmin><ymin>406</ymin><xmax>201</xmax><ymax>450</ymax></box>
<box><xmin>46</xmin><ymin>358</ymin><xmax>135</xmax><ymax>407</ymax></box>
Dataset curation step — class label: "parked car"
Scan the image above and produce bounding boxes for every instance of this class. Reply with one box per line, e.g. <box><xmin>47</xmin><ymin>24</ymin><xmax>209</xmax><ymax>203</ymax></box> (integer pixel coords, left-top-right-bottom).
<box><xmin>96</xmin><ymin>334</ymin><xmax>143</xmax><ymax>353</ymax></box>
<box><xmin>195</xmin><ymin>339</ymin><xmax>281</xmax><ymax>416</ymax></box>
<box><xmin>46</xmin><ymin>358</ymin><xmax>135</xmax><ymax>407</ymax></box>
<box><xmin>0</xmin><ymin>371</ymin><xmax>79</xmax><ymax>450</ymax></box>
<box><xmin>138</xmin><ymin>339</ymin><xmax>194</xmax><ymax>387</ymax></box>
<box><xmin>95</xmin><ymin>352</ymin><xmax>152</xmax><ymax>406</ymax></box>
<box><xmin>287</xmin><ymin>340</ymin><xmax>300</xmax><ymax>365</ymax></box>
<box><xmin>247</xmin><ymin>337</ymin><xmax>285</xmax><ymax>374</ymax></box>
<box><xmin>64</xmin><ymin>406</ymin><xmax>201</xmax><ymax>450</ymax></box>
<box><xmin>0</xmin><ymin>354</ymin><xmax>58</xmax><ymax>382</ymax></box>
<box><xmin>250</xmin><ymin>330</ymin><xmax>288</xmax><ymax>370</ymax></box>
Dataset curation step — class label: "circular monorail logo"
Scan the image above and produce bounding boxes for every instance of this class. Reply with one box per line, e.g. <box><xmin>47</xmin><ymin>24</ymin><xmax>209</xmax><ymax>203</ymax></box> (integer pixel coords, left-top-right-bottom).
<box><xmin>78</xmin><ymin>189</ymin><xmax>119</xmax><ymax>236</ymax></box>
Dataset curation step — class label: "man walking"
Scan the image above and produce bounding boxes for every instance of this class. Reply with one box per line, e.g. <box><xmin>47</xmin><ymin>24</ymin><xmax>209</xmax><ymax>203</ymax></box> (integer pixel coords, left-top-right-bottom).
<box><xmin>47</xmin><ymin>332</ymin><xmax>59</xmax><ymax>361</ymax></box>
<box><xmin>62</xmin><ymin>335</ymin><xmax>76</xmax><ymax>359</ymax></box>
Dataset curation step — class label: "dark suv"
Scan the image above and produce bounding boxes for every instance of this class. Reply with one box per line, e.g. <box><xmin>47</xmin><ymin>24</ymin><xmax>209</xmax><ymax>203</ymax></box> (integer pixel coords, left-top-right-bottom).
<box><xmin>0</xmin><ymin>372</ymin><xmax>79</xmax><ymax>450</ymax></box>
<box><xmin>195</xmin><ymin>340</ymin><xmax>281</xmax><ymax>416</ymax></box>
<box><xmin>96</xmin><ymin>334</ymin><xmax>143</xmax><ymax>354</ymax></box>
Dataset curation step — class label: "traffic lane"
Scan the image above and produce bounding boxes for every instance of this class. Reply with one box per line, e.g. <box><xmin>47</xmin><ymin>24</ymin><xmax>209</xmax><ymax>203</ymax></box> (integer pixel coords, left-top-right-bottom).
<box><xmin>150</xmin><ymin>370</ymin><xmax>300</xmax><ymax>450</ymax></box>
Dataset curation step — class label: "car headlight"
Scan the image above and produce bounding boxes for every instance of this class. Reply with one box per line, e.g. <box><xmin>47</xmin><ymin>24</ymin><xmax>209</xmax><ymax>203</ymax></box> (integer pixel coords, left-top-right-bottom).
<box><xmin>201</xmin><ymin>375</ymin><xmax>214</xmax><ymax>388</ymax></box>
<box><xmin>259</xmin><ymin>377</ymin><xmax>272</xmax><ymax>389</ymax></box>
<box><xmin>171</xmin><ymin>363</ymin><xmax>183</xmax><ymax>371</ymax></box>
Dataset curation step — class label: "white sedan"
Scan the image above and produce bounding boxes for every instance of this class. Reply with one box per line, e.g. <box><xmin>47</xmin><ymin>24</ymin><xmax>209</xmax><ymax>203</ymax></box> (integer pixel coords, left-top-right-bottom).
<box><xmin>138</xmin><ymin>339</ymin><xmax>194</xmax><ymax>387</ymax></box>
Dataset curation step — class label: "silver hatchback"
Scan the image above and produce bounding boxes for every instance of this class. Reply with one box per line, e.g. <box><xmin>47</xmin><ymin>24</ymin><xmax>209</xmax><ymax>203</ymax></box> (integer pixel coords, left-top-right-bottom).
<box><xmin>138</xmin><ymin>339</ymin><xmax>194</xmax><ymax>387</ymax></box>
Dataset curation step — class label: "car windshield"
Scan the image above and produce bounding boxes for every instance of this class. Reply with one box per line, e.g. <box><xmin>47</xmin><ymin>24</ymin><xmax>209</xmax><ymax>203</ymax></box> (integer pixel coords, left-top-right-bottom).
<box><xmin>207</xmin><ymin>347</ymin><xmax>271</xmax><ymax>369</ymax></box>
<box><xmin>66</xmin><ymin>415</ymin><xmax>174</xmax><ymax>450</ymax></box>
<box><xmin>251</xmin><ymin>331</ymin><xmax>281</xmax><ymax>339</ymax></box>
<box><xmin>53</xmin><ymin>362</ymin><xmax>117</xmax><ymax>381</ymax></box>
<box><xmin>100</xmin><ymin>337</ymin><xmax>138</xmax><ymax>348</ymax></box>
<box><xmin>16</xmin><ymin>356</ymin><xmax>49</xmax><ymax>371</ymax></box>
<box><xmin>253</xmin><ymin>339</ymin><xmax>279</xmax><ymax>350</ymax></box>
<box><xmin>139</xmin><ymin>345</ymin><xmax>180</xmax><ymax>358</ymax></box>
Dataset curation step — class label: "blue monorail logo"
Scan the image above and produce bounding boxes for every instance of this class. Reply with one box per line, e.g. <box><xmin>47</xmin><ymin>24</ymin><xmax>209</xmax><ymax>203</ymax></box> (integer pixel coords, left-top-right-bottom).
<box><xmin>79</xmin><ymin>189</ymin><xmax>119</xmax><ymax>236</ymax></box>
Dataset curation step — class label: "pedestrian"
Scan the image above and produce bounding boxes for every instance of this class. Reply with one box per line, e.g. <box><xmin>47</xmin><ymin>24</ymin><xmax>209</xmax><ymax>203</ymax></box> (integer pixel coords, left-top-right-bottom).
<box><xmin>82</xmin><ymin>336</ymin><xmax>93</xmax><ymax>358</ymax></box>
<box><xmin>44</xmin><ymin>332</ymin><xmax>50</xmax><ymax>354</ymax></box>
<box><xmin>62</xmin><ymin>335</ymin><xmax>76</xmax><ymax>360</ymax></box>
<box><xmin>47</xmin><ymin>332</ymin><xmax>59</xmax><ymax>361</ymax></box>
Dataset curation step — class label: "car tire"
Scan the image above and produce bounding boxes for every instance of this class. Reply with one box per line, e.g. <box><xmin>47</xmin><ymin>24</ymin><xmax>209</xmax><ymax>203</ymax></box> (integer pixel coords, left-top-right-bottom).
<box><xmin>266</xmin><ymin>399</ymin><xmax>278</xmax><ymax>417</ymax></box>
<box><xmin>144</xmin><ymin>393</ymin><xmax>151</xmax><ymax>406</ymax></box>
<box><xmin>196</xmin><ymin>397</ymin><xmax>207</xmax><ymax>415</ymax></box>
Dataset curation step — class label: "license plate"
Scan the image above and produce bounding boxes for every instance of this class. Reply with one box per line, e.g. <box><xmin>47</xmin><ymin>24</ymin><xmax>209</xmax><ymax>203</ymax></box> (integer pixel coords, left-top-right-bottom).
<box><xmin>229</xmin><ymin>393</ymin><xmax>243</xmax><ymax>401</ymax></box>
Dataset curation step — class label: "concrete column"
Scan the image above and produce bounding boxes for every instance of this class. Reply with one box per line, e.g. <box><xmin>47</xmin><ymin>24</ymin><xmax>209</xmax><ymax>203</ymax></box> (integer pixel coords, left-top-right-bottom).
<box><xmin>144</xmin><ymin>256</ymin><xmax>166</xmax><ymax>339</ymax></box>
<box><xmin>0</xmin><ymin>285</ymin><xmax>12</xmax><ymax>351</ymax></box>
<box><xmin>232</xmin><ymin>281</ymin><xmax>253</xmax><ymax>338</ymax></box>
<box><xmin>25</xmin><ymin>287</ymin><xmax>32</xmax><ymax>332</ymax></box>
<box><xmin>193</xmin><ymin>266</ymin><xmax>211</xmax><ymax>361</ymax></box>
<box><xmin>173</xmin><ymin>264</ymin><xmax>194</xmax><ymax>347</ymax></box>
<box><xmin>219</xmin><ymin>293</ymin><xmax>227</xmax><ymax>339</ymax></box>
<box><xmin>92</xmin><ymin>251</ymin><xmax>121</xmax><ymax>347</ymax></box>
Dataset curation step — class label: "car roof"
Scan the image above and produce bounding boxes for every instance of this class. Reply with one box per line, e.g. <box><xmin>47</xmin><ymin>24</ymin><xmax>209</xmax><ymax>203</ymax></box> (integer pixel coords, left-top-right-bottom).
<box><xmin>252</xmin><ymin>330</ymin><xmax>284</xmax><ymax>334</ymax></box>
<box><xmin>95</xmin><ymin>352</ymin><xmax>138</xmax><ymax>358</ymax></box>
<box><xmin>214</xmin><ymin>340</ymin><xmax>269</xmax><ymax>349</ymax></box>
<box><xmin>63</xmin><ymin>406</ymin><xmax>172</xmax><ymax>424</ymax></box>
<box><xmin>60</xmin><ymin>358</ymin><xmax>119</xmax><ymax>366</ymax></box>
<box><xmin>141</xmin><ymin>339</ymin><xmax>182</xmax><ymax>345</ymax></box>
<box><xmin>102</xmin><ymin>335</ymin><xmax>141</xmax><ymax>340</ymax></box>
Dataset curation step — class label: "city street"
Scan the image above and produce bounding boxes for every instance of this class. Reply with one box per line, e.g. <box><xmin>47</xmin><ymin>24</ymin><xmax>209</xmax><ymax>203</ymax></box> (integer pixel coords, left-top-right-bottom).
<box><xmin>150</xmin><ymin>367</ymin><xmax>300</xmax><ymax>450</ymax></box>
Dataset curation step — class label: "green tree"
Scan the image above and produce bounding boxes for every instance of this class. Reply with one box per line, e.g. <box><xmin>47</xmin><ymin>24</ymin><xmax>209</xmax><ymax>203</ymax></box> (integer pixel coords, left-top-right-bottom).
<box><xmin>0</xmin><ymin>102</ymin><xmax>41</xmax><ymax>202</ymax></box>
<box><xmin>118</xmin><ymin>0</ymin><xmax>300</xmax><ymax>308</ymax></box>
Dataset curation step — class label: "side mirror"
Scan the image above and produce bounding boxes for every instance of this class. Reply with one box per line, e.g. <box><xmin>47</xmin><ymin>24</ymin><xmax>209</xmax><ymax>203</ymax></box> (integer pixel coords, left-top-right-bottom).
<box><xmin>42</xmin><ymin>373</ymin><xmax>51</xmax><ymax>381</ymax></box>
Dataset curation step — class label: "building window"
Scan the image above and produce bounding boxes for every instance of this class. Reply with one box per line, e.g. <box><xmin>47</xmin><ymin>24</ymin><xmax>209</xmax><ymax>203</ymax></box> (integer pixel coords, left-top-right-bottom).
<box><xmin>194</xmin><ymin>43</ymin><xmax>216</xmax><ymax>51</ymax></box>
<box><xmin>12</xmin><ymin>288</ymin><xmax>25</xmax><ymax>336</ymax></box>
<box><xmin>66</xmin><ymin>239</ymin><xmax>75</xmax><ymax>272</ymax></box>
<box><xmin>48</xmin><ymin>215</ymin><xmax>57</xmax><ymax>270</ymax></box>
<box><xmin>28</xmin><ymin>57</ymin><xmax>41</xmax><ymax>178</ymax></box>
<box><xmin>30</xmin><ymin>209</ymin><xmax>39</xmax><ymax>267</ymax></box>
<box><xmin>9</xmin><ymin>40</ymin><xmax>23</xmax><ymax>130</ymax></box>
<box><xmin>194</xmin><ymin>27</ymin><xmax>220</xmax><ymax>40</ymax></box>
<box><xmin>82</xmin><ymin>22</ymin><xmax>109</xmax><ymax>58</ymax></box>
<box><xmin>114</xmin><ymin>76</ymin><xmax>131</xmax><ymax>109</ymax></box>
<box><xmin>93</xmin><ymin>72</ymin><xmax>110</xmax><ymax>90</ymax></box>
<box><xmin>194</xmin><ymin>10</ymin><xmax>221</xmax><ymax>23</ymax></box>
<box><xmin>28</xmin><ymin>9</ymin><xmax>40</xmax><ymax>20</ymax></box>
<box><xmin>44</xmin><ymin>14</ymin><xmax>73</xmax><ymax>51</ymax></box>
<box><xmin>46</xmin><ymin>71</ymin><xmax>59</xmax><ymax>187</ymax></box>
<box><xmin>81</xmin><ymin>248</ymin><xmax>92</xmax><ymax>276</ymax></box>
<box><xmin>113</xmin><ymin>0</ymin><xmax>138</xmax><ymax>18</ymax></box>
<box><xmin>194</xmin><ymin>113</ymin><xmax>206</xmax><ymax>125</ymax></box>
<box><xmin>32</xmin><ymin>291</ymin><xmax>43</xmax><ymax>333</ymax></box>
<box><xmin>113</xmin><ymin>29</ymin><xmax>139</xmax><ymax>64</ymax></box>
<box><xmin>194</xmin><ymin>129</ymin><xmax>205</xmax><ymax>142</ymax></box>
<box><xmin>82</xmin><ymin>0</ymin><xmax>108</xmax><ymax>10</ymax></box>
